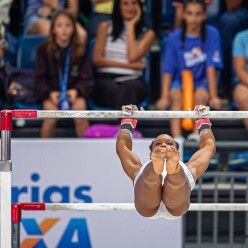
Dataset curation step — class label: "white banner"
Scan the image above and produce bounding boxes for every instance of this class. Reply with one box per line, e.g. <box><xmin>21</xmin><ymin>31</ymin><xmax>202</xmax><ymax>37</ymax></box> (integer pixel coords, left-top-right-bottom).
<box><xmin>12</xmin><ymin>139</ymin><xmax>182</xmax><ymax>248</ymax></box>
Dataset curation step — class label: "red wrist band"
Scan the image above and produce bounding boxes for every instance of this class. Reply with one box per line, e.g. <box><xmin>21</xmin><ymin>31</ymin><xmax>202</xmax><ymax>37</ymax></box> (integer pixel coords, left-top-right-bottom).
<box><xmin>121</xmin><ymin>118</ymin><xmax>137</xmax><ymax>129</ymax></box>
<box><xmin>195</xmin><ymin>118</ymin><xmax>212</xmax><ymax>134</ymax></box>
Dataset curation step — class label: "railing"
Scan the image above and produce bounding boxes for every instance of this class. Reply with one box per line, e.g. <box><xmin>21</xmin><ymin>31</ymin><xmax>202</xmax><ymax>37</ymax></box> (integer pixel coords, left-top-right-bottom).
<box><xmin>185</xmin><ymin>172</ymin><xmax>248</xmax><ymax>248</ymax></box>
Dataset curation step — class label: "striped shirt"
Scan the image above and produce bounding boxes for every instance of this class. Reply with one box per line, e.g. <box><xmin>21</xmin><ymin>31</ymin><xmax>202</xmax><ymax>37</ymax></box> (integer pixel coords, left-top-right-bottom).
<box><xmin>98</xmin><ymin>22</ymin><xmax>144</xmax><ymax>75</ymax></box>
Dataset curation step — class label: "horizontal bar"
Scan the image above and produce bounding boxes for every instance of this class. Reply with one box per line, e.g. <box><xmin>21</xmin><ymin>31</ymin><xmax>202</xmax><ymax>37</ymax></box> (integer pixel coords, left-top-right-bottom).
<box><xmin>12</xmin><ymin>110</ymin><xmax>37</xmax><ymax>119</ymax></box>
<box><xmin>21</xmin><ymin>203</ymin><xmax>45</xmax><ymax>211</ymax></box>
<box><xmin>18</xmin><ymin>203</ymin><xmax>248</xmax><ymax>211</ymax></box>
<box><xmin>185</xmin><ymin>141</ymin><xmax>248</xmax><ymax>149</ymax></box>
<box><xmin>9</xmin><ymin>110</ymin><xmax>248</xmax><ymax>119</ymax></box>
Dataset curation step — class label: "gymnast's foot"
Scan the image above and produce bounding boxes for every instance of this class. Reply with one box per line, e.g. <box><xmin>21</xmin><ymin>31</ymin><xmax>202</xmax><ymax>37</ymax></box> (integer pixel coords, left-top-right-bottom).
<box><xmin>151</xmin><ymin>146</ymin><xmax>180</xmax><ymax>175</ymax></box>
<box><xmin>166</xmin><ymin>146</ymin><xmax>180</xmax><ymax>175</ymax></box>
<box><xmin>151</xmin><ymin>148</ymin><xmax>167</xmax><ymax>175</ymax></box>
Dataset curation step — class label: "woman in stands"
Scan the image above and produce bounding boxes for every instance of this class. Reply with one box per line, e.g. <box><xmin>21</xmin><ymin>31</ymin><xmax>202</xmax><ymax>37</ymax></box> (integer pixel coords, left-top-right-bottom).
<box><xmin>156</xmin><ymin>0</ymin><xmax>223</xmax><ymax>142</ymax></box>
<box><xmin>35</xmin><ymin>10</ymin><xmax>94</xmax><ymax>138</ymax></box>
<box><xmin>24</xmin><ymin>0</ymin><xmax>87</xmax><ymax>45</ymax></box>
<box><xmin>93</xmin><ymin>0</ymin><xmax>155</xmax><ymax>109</ymax></box>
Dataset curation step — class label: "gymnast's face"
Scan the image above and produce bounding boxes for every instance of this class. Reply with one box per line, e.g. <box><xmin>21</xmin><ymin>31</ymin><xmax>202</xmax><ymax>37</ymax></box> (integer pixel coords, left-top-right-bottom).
<box><xmin>152</xmin><ymin>134</ymin><xmax>178</xmax><ymax>151</ymax></box>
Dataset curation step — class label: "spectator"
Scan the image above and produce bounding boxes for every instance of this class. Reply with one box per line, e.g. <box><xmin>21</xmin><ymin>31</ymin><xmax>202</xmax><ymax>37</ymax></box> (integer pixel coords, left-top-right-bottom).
<box><xmin>35</xmin><ymin>10</ymin><xmax>94</xmax><ymax>138</ymax></box>
<box><xmin>219</xmin><ymin>0</ymin><xmax>248</xmax><ymax>99</ymax></box>
<box><xmin>172</xmin><ymin>0</ymin><xmax>213</xmax><ymax>30</ymax></box>
<box><xmin>93</xmin><ymin>0</ymin><xmax>155</xmax><ymax>109</ymax></box>
<box><xmin>172</xmin><ymin>0</ymin><xmax>248</xmax><ymax>99</ymax></box>
<box><xmin>232</xmin><ymin>29</ymin><xmax>248</xmax><ymax>130</ymax></box>
<box><xmin>88</xmin><ymin>0</ymin><xmax>153</xmax><ymax>39</ymax></box>
<box><xmin>88</xmin><ymin>0</ymin><xmax>114</xmax><ymax>39</ymax></box>
<box><xmin>24</xmin><ymin>0</ymin><xmax>87</xmax><ymax>45</ymax></box>
<box><xmin>0</xmin><ymin>25</ymin><xmax>37</xmax><ymax>108</ymax></box>
<box><xmin>156</xmin><ymin>0</ymin><xmax>222</xmax><ymax>142</ymax></box>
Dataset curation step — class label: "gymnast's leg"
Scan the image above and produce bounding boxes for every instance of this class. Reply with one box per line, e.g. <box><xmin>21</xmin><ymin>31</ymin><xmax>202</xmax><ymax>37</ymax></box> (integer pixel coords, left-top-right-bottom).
<box><xmin>134</xmin><ymin>162</ymin><xmax>163</xmax><ymax>217</ymax></box>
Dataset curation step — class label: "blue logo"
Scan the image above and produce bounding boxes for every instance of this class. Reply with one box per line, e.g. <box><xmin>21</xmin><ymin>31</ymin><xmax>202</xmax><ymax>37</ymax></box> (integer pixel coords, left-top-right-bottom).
<box><xmin>21</xmin><ymin>218</ymin><xmax>91</xmax><ymax>248</ymax></box>
<box><xmin>12</xmin><ymin>173</ymin><xmax>93</xmax><ymax>203</ymax></box>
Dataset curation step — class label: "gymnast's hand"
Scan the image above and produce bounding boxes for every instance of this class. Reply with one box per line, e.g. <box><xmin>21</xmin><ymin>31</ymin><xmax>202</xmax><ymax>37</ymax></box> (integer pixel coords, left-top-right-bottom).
<box><xmin>194</xmin><ymin>105</ymin><xmax>210</xmax><ymax>116</ymax></box>
<box><xmin>121</xmin><ymin>104</ymin><xmax>144</xmax><ymax>116</ymax></box>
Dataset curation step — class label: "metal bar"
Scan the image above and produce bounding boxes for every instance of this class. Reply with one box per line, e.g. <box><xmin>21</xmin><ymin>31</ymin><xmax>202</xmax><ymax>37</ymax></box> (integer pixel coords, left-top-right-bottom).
<box><xmin>0</xmin><ymin>111</ymin><xmax>12</xmax><ymax>248</ymax></box>
<box><xmin>213</xmin><ymin>175</ymin><xmax>218</xmax><ymax>247</ymax></box>
<box><xmin>11</xmin><ymin>223</ymin><xmax>20</xmax><ymax>248</ymax></box>
<box><xmin>1</xmin><ymin>131</ymin><xmax>11</xmax><ymax>162</ymax></box>
<box><xmin>11</xmin><ymin>204</ymin><xmax>21</xmax><ymax>248</ymax></box>
<box><xmin>0</xmin><ymin>172</ymin><xmax>11</xmax><ymax>248</ymax></box>
<box><xmin>21</xmin><ymin>203</ymin><xmax>45</xmax><ymax>211</ymax></box>
<box><xmin>197</xmin><ymin>177</ymin><xmax>202</xmax><ymax>245</ymax></box>
<box><xmin>36</xmin><ymin>110</ymin><xmax>248</xmax><ymax>119</ymax></box>
<box><xmin>9</xmin><ymin>110</ymin><xmax>248</xmax><ymax>119</ymax></box>
<box><xmin>25</xmin><ymin>203</ymin><xmax>248</xmax><ymax>211</ymax></box>
<box><xmin>245</xmin><ymin>178</ymin><xmax>248</xmax><ymax>246</ymax></box>
<box><xmin>198</xmin><ymin>172</ymin><xmax>248</xmax><ymax>177</ymax></box>
<box><xmin>185</xmin><ymin>141</ymin><xmax>248</xmax><ymax>149</ymax></box>
<box><xmin>229</xmin><ymin>177</ymin><xmax>234</xmax><ymax>245</ymax></box>
<box><xmin>10</xmin><ymin>202</ymin><xmax>248</xmax><ymax>212</ymax></box>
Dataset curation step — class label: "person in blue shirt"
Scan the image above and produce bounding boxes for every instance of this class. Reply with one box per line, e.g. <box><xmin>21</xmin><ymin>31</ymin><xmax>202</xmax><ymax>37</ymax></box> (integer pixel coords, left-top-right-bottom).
<box><xmin>232</xmin><ymin>30</ymin><xmax>248</xmax><ymax>130</ymax></box>
<box><xmin>157</xmin><ymin>0</ymin><xmax>222</xmax><ymax>142</ymax></box>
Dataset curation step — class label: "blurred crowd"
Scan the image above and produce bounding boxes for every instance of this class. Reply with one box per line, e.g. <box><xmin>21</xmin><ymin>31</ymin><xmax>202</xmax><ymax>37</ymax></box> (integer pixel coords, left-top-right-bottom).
<box><xmin>0</xmin><ymin>0</ymin><xmax>248</xmax><ymax>140</ymax></box>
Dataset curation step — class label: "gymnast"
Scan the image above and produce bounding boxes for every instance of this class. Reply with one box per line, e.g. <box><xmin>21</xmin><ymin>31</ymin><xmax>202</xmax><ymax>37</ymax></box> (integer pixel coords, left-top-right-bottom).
<box><xmin>116</xmin><ymin>104</ymin><xmax>215</xmax><ymax>219</ymax></box>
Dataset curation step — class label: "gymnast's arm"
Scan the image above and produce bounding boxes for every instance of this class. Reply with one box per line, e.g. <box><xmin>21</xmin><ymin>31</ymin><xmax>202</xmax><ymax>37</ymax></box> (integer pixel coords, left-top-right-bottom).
<box><xmin>186</xmin><ymin>129</ymin><xmax>216</xmax><ymax>182</ymax></box>
<box><xmin>116</xmin><ymin>130</ymin><xmax>142</xmax><ymax>182</ymax></box>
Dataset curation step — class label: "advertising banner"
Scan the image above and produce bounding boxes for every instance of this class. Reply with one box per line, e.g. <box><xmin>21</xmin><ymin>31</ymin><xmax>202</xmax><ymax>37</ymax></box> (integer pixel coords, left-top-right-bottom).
<box><xmin>12</xmin><ymin>139</ymin><xmax>183</xmax><ymax>248</ymax></box>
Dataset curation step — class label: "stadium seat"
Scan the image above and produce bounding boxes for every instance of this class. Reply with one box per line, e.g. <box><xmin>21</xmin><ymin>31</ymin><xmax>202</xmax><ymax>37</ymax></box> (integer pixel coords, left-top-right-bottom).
<box><xmin>206</xmin><ymin>0</ymin><xmax>222</xmax><ymax>25</ymax></box>
<box><xmin>16</xmin><ymin>35</ymin><xmax>46</xmax><ymax>69</ymax></box>
<box><xmin>18</xmin><ymin>0</ymin><xmax>28</xmax><ymax>26</ymax></box>
<box><xmin>87</xmin><ymin>39</ymin><xmax>151</xmax><ymax>110</ymax></box>
<box><xmin>161</xmin><ymin>0</ymin><xmax>175</xmax><ymax>30</ymax></box>
<box><xmin>13</xmin><ymin>100</ymin><xmax>42</xmax><ymax>110</ymax></box>
<box><xmin>15</xmin><ymin>35</ymin><xmax>45</xmax><ymax>110</ymax></box>
<box><xmin>145</xmin><ymin>0</ymin><xmax>152</xmax><ymax>18</ymax></box>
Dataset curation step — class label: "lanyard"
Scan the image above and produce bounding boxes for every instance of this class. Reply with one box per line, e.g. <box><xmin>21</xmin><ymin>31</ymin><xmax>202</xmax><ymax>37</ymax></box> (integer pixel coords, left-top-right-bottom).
<box><xmin>59</xmin><ymin>47</ymin><xmax>71</xmax><ymax>93</ymax></box>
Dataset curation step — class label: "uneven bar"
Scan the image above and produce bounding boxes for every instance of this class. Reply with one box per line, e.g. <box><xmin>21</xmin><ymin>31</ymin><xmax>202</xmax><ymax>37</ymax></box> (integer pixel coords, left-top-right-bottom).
<box><xmin>42</xmin><ymin>203</ymin><xmax>248</xmax><ymax>211</ymax></box>
<box><xmin>8</xmin><ymin>110</ymin><xmax>248</xmax><ymax>119</ymax></box>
